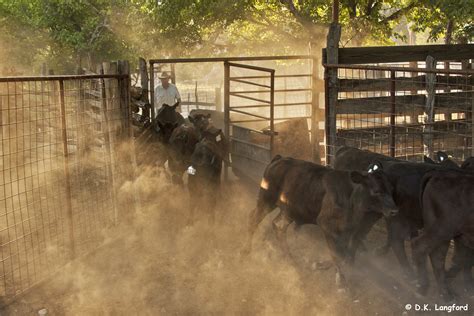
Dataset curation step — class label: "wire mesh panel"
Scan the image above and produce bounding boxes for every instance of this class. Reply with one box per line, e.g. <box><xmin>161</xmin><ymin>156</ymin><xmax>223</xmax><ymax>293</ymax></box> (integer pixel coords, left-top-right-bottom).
<box><xmin>0</xmin><ymin>73</ymin><xmax>130</xmax><ymax>303</ymax></box>
<box><xmin>325</xmin><ymin>63</ymin><xmax>473</xmax><ymax>164</ymax></box>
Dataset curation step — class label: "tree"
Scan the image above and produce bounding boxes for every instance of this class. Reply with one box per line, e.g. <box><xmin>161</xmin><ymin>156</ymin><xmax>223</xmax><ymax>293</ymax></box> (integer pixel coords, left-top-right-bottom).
<box><xmin>0</xmin><ymin>0</ymin><xmax>132</xmax><ymax>72</ymax></box>
<box><xmin>407</xmin><ymin>0</ymin><xmax>474</xmax><ymax>44</ymax></box>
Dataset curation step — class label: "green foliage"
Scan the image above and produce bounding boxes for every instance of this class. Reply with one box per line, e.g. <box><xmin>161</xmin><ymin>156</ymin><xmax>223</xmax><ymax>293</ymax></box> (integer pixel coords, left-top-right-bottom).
<box><xmin>407</xmin><ymin>0</ymin><xmax>474</xmax><ymax>43</ymax></box>
<box><xmin>0</xmin><ymin>0</ymin><xmax>471</xmax><ymax>74</ymax></box>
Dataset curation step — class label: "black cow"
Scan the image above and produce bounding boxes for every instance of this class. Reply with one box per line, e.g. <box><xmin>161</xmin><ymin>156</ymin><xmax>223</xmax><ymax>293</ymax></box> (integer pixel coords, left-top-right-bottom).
<box><xmin>413</xmin><ymin>170</ymin><xmax>474</xmax><ymax>300</ymax></box>
<box><xmin>168</xmin><ymin>124</ymin><xmax>200</xmax><ymax>185</ymax></box>
<box><xmin>188</xmin><ymin>111</ymin><xmax>211</xmax><ymax>137</ymax></box>
<box><xmin>423</xmin><ymin>151</ymin><xmax>459</xmax><ymax>169</ymax></box>
<box><xmin>154</xmin><ymin>102</ymin><xmax>185</xmax><ymax>144</ymax></box>
<box><xmin>461</xmin><ymin>157</ymin><xmax>474</xmax><ymax>170</ymax></box>
<box><xmin>186</xmin><ymin>133</ymin><xmax>228</xmax><ymax>224</ymax></box>
<box><xmin>334</xmin><ymin>146</ymin><xmax>461</xmax><ymax>278</ymax></box>
<box><xmin>443</xmin><ymin>156</ymin><xmax>474</xmax><ymax>284</ymax></box>
<box><xmin>188</xmin><ymin>111</ymin><xmax>229</xmax><ymax>161</ymax></box>
<box><xmin>334</xmin><ymin>146</ymin><xmax>402</xmax><ymax>171</ymax></box>
<box><xmin>243</xmin><ymin>156</ymin><xmax>398</xmax><ymax>291</ymax></box>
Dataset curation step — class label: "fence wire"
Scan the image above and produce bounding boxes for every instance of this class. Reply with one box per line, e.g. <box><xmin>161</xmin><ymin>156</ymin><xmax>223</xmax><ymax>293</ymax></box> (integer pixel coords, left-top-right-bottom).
<box><xmin>0</xmin><ymin>74</ymin><xmax>131</xmax><ymax>303</ymax></box>
<box><xmin>326</xmin><ymin>62</ymin><xmax>473</xmax><ymax>163</ymax></box>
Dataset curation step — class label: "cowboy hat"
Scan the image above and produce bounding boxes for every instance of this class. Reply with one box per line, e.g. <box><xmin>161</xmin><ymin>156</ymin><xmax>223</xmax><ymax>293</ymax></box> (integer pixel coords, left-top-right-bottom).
<box><xmin>158</xmin><ymin>71</ymin><xmax>170</xmax><ymax>79</ymax></box>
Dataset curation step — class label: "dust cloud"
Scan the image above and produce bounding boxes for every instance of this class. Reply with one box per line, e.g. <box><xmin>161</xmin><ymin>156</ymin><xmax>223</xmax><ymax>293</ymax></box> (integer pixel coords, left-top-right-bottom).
<box><xmin>1</xmin><ymin>138</ymin><xmax>422</xmax><ymax>315</ymax></box>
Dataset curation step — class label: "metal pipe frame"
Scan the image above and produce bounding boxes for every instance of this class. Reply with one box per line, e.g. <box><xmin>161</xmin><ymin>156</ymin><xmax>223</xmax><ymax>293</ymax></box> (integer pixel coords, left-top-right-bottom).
<box><xmin>0</xmin><ymin>74</ymin><xmax>127</xmax><ymax>82</ymax></box>
<box><xmin>150</xmin><ymin>55</ymin><xmax>312</xmax><ymax>64</ymax></box>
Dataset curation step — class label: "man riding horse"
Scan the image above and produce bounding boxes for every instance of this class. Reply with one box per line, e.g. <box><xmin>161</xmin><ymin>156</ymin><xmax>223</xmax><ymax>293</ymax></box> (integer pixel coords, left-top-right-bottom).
<box><xmin>154</xmin><ymin>71</ymin><xmax>181</xmax><ymax>115</ymax></box>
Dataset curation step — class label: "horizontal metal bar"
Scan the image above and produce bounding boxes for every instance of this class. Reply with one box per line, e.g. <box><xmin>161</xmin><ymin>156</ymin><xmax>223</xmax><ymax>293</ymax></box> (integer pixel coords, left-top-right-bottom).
<box><xmin>0</xmin><ymin>74</ymin><xmax>128</xmax><ymax>82</ymax></box>
<box><xmin>231</xmin><ymin>115</ymin><xmax>311</xmax><ymax>123</ymax></box>
<box><xmin>230</xmin><ymin>137</ymin><xmax>270</xmax><ymax>150</ymax></box>
<box><xmin>230</xmin><ymin>108</ymin><xmax>270</xmax><ymax>120</ymax></box>
<box><xmin>229</xmin><ymin>74</ymin><xmax>312</xmax><ymax>80</ymax></box>
<box><xmin>323</xmin><ymin>63</ymin><xmax>474</xmax><ymax>75</ymax></box>
<box><xmin>150</xmin><ymin>55</ymin><xmax>312</xmax><ymax>64</ymax></box>
<box><xmin>232</xmin><ymin>126</ymin><xmax>268</xmax><ymax>135</ymax></box>
<box><xmin>231</xmin><ymin>101</ymin><xmax>311</xmax><ymax>109</ymax></box>
<box><xmin>229</xmin><ymin>92</ymin><xmax>271</xmax><ymax>104</ymax></box>
<box><xmin>227</xmin><ymin>62</ymin><xmax>275</xmax><ymax>73</ymax></box>
<box><xmin>230</xmin><ymin>152</ymin><xmax>271</xmax><ymax>165</ymax></box>
<box><xmin>229</xmin><ymin>78</ymin><xmax>271</xmax><ymax>88</ymax></box>
<box><xmin>181</xmin><ymin>101</ymin><xmax>215</xmax><ymax>106</ymax></box>
<box><xmin>230</xmin><ymin>88</ymin><xmax>311</xmax><ymax>94</ymax></box>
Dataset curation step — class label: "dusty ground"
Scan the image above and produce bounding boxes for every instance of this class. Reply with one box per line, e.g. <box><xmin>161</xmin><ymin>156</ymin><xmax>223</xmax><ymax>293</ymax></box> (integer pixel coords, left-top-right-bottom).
<box><xmin>1</xmin><ymin>166</ymin><xmax>473</xmax><ymax>315</ymax></box>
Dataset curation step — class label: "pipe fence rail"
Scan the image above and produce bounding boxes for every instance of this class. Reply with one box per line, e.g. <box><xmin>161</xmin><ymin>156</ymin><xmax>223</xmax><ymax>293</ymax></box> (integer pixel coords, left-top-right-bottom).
<box><xmin>324</xmin><ymin>62</ymin><xmax>474</xmax><ymax>164</ymax></box>
<box><xmin>0</xmin><ymin>72</ymin><xmax>133</xmax><ymax>304</ymax></box>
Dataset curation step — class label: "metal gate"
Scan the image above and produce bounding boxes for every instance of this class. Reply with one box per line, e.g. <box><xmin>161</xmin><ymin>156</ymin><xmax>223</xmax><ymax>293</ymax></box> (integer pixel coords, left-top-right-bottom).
<box><xmin>224</xmin><ymin>62</ymin><xmax>275</xmax><ymax>181</ymax></box>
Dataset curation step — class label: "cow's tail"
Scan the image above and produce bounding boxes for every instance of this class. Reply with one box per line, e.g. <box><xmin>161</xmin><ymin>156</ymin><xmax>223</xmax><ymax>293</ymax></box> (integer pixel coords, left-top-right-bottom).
<box><xmin>271</xmin><ymin>154</ymin><xmax>283</xmax><ymax>163</ymax></box>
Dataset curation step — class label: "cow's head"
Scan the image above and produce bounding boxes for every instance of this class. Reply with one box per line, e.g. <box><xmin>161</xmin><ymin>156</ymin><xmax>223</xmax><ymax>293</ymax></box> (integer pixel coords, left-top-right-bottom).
<box><xmin>154</xmin><ymin>102</ymin><xmax>181</xmax><ymax>143</ymax></box>
<box><xmin>187</xmin><ymin>139</ymin><xmax>224</xmax><ymax>177</ymax></box>
<box><xmin>350</xmin><ymin>161</ymin><xmax>398</xmax><ymax>218</ymax></box>
<box><xmin>188</xmin><ymin>112</ymin><xmax>211</xmax><ymax>134</ymax></box>
<box><xmin>169</xmin><ymin>125</ymin><xmax>200</xmax><ymax>160</ymax></box>
<box><xmin>461</xmin><ymin>157</ymin><xmax>474</xmax><ymax>171</ymax></box>
<box><xmin>436</xmin><ymin>151</ymin><xmax>459</xmax><ymax>168</ymax></box>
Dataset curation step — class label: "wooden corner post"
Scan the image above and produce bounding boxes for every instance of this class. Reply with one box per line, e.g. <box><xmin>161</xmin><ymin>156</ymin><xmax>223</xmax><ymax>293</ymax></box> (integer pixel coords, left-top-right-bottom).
<box><xmin>424</xmin><ymin>55</ymin><xmax>436</xmax><ymax>158</ymax></box>
<box><xmin>325</xmin><ymin>22</ymin><xmax>341</xmax><ymax>166</ymax></box>
<box><xmin>310</xmin><ymin>42</ymin><xmax>322</xmax><ymax>164</ymax></box>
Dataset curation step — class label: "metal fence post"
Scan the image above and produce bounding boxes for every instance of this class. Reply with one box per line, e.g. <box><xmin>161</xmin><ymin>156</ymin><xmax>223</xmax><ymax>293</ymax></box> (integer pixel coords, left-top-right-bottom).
<box><xmin>59</xmin><ymin>79</ymin><xmax>76</xmax><ymax>259</ymax></box>
<box><xmin>269</xmin><ymin>70</ymin><xmax>275</xmax><ymax>158</ymax></box>
<box><xmin>223</xmin><ymin>61</ymin><xmax>230</xmax><ymax>180</ymax></box>
<box><xmin>150</xmin><ymin>62</ymin><xmax>155</xmax><ymax>120</ymax></box>
<box><xmin>390</xmin><ymin>70</ymin><xmax>396</xmax><ymax>157</ymax></box>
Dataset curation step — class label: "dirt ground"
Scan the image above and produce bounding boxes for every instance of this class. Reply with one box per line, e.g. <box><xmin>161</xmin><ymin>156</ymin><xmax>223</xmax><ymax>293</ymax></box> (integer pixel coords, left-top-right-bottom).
<box><xmin>1</xmin><ymin>166</ymin><xmax>473</xmax><ymax>316</ymax></box>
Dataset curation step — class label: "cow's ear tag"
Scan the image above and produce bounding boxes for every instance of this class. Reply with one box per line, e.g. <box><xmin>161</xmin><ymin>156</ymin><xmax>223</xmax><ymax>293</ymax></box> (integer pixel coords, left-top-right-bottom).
<box><xmin>216</xmin><ymin>134</ymin><xmax>221</xmax><ymax>142</ymax></box>
<box><xmin>368</xmin><ymin>162</ymin><xmax>381</xmax><ymax>173</ymax></box>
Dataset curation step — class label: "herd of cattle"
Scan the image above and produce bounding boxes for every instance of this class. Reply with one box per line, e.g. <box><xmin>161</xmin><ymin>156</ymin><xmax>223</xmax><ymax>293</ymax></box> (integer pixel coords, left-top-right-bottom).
<box><xmin>243</xmin><ymin>146</ymin><xmax>474</xmax><ymax>301</ymax></box>
<box><xmin>150</xmin><ymin>103</ymin><xmax>474</xmax><ymax>301</ymax></box>
<box><xmin>152</xmin><ymin>103</ymin><xmax>229</xmax><ymax>223</ymax></box>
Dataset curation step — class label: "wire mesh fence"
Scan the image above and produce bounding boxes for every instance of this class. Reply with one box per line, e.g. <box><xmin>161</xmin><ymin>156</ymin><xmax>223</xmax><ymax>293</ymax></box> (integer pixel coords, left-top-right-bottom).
<box><xmin>325</xmin><ymin>62</ymin><xmax>474</xmax><ymax>164</ymax></box>
<box><xmin>0</xmin><ymin>73</ymin><xmax>132</xmax><ymax>303</ymax></box>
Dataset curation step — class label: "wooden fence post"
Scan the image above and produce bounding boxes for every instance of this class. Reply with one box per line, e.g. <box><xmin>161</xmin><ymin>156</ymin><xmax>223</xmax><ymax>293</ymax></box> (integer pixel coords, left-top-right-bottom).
<box><xmin>424</xmin><ymin>55</ymin><xmax>436</xmax><ymax>158</ymax></box>
<box><xmin>471</xmin><ymin>62</ymin><xmax>474</xmax><ymax>157</ymax></box>
<box><xmin>310</xmin><ymin>42</ymin><xmax>322</xmax><ymax>164</ymax></box>
<box><xmin>390</xmin><ymin>70</ymin><xmax>396</xmax><ymax>157</ymax></box>
<box><xmin>101</xmin><ymin>62</ymin><xmax>119</xmax><ymax>225</ymax></box>
<box><xmin>118</xmin><ymin>60</ymin><xmax>142</xmax><ymax>215</ymax></box>
<box><xmin>325</xmin><ymin>22</ymin><xmax>341</xmax><ymax>166</ymax></box>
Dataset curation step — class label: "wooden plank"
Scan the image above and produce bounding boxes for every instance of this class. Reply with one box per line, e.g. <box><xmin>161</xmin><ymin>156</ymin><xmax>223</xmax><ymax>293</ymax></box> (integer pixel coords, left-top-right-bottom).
<box><xmin>339</xmin><ymin>75</ymin><xmax>474</xmax><ymax>92</ymax></box>
<box><xmin>323</xmin><ymin>44</ymin><xmax>474</xmax><ymax>64</ymax></box>
<box><xmin>337</xmin><ymin>91</ymin><xmax>472</xmax><ymax>115</ymax></box>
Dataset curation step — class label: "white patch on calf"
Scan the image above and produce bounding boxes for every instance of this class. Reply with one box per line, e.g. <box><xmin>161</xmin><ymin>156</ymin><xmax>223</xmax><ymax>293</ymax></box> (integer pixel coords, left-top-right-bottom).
<box><xmin>216</xmin><ymin>134</ymin><xmax>222</xmax><ymax>142</ymax></box>
<box><xmin>260</xmin><ymin>178</ymin><xmax>269</xmax><ymax>190</ymax></box>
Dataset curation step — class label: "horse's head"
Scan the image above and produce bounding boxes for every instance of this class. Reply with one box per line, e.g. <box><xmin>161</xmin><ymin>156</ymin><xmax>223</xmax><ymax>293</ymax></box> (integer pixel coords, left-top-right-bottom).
<box><xmin>154</xmin><ymin>102</ymin><xmax>183</xmax><ymax>143</ymax></box>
